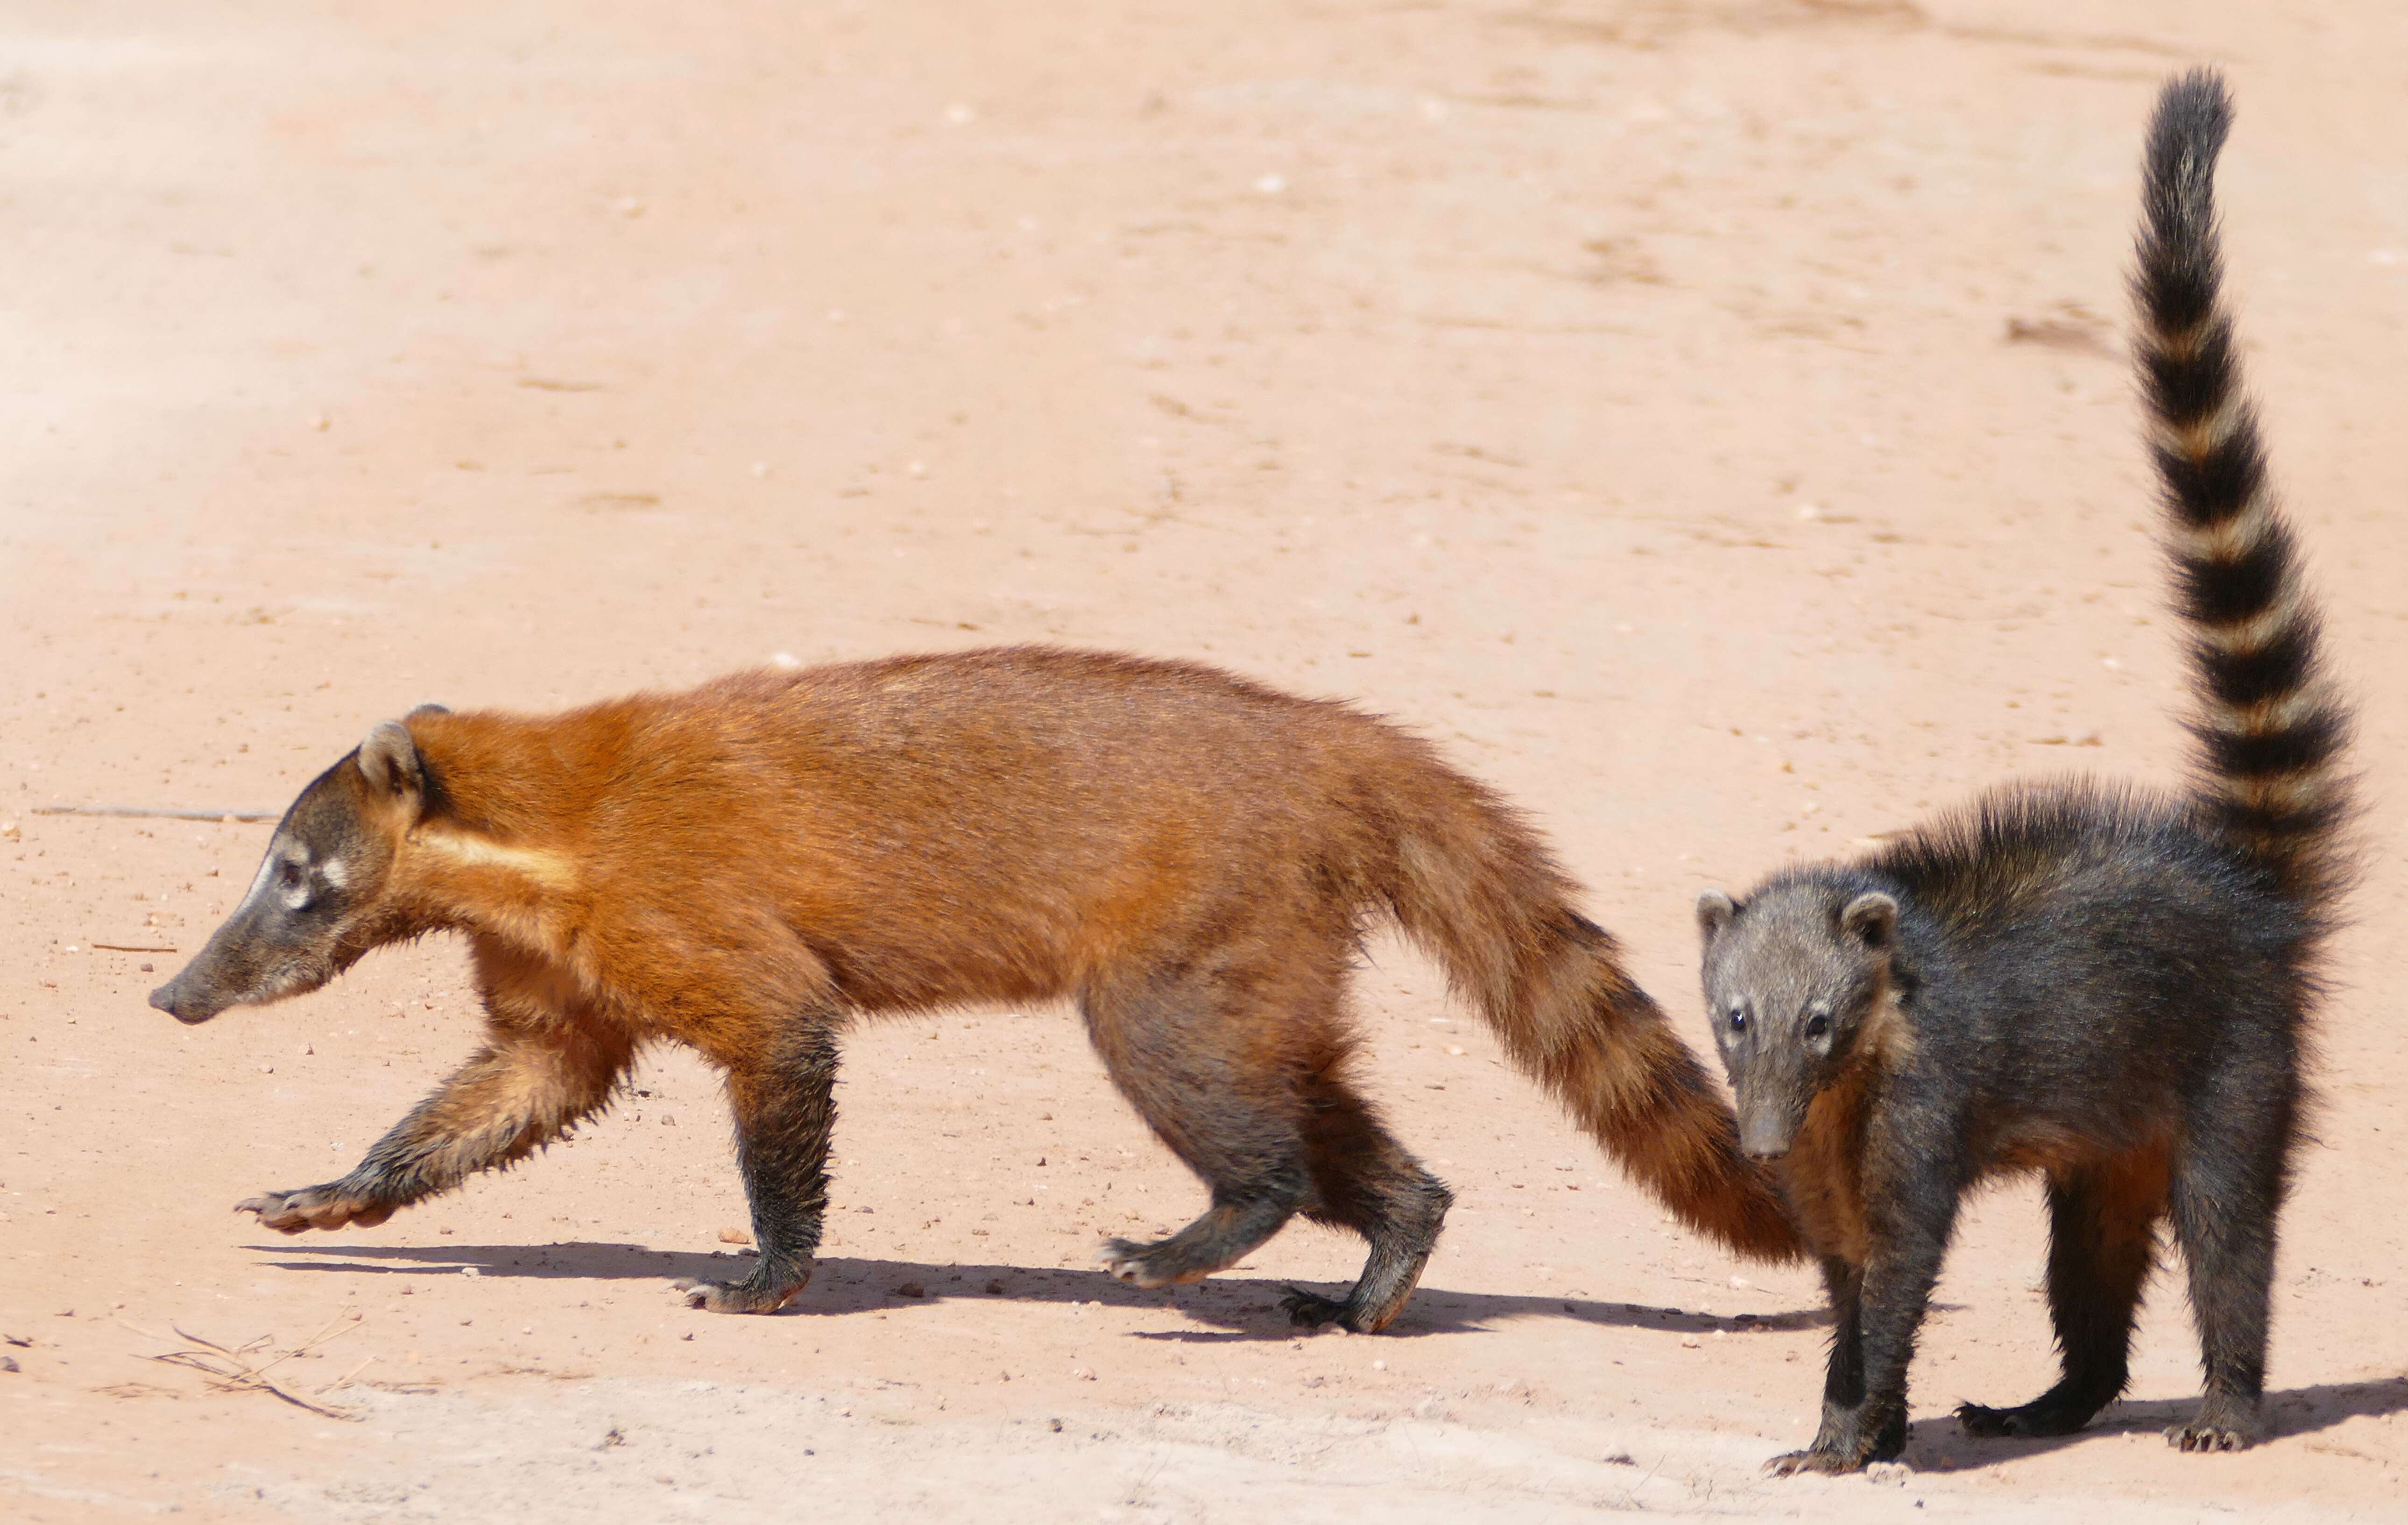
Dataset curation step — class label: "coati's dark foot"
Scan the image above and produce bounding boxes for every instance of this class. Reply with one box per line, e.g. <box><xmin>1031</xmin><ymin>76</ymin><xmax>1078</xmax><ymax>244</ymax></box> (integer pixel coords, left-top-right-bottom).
<box><xmin>673</xmin><ymin>1264</ymin><xmax>811</xmax><ymax>1314</ymax></box>
<box><xmin>2165</xmin><ymin>1421</ymin><xmax>2254</xmax><ymax>1452</ymax></box>
<box><xmin>1767</xmin><ymin>1405</ymin><xmax>1905</xmax><ymax>1475</ymax></box>
<box><xmin>236</xmin><ymin>1184</ymin><xmax>396</xmax><ymax>1234</ymax></box>
<box><xmin>1278</xmin><ymin>1286</ymin><xmax>1361</xmax><ymax>1331</ymax></box>
<box><xmin>1956</xmin><ymin>1396</ymin><xmax>2101</xmax><ymax>1439</ymax></box>
<box><xmin>1764</xmin><ymin>1447</ymin><xmax>1864</xmax><ymax>1477</ymax></box>
<box><xmin>2165</xmin><ymin>1409</ymin><xmax>2260</xmax><ymax>1452</ymax></box>
<box><xmin>1096</xmin><ymin>1236</ymin><xmax>1217</xmax><ymax>1288</ymax></box>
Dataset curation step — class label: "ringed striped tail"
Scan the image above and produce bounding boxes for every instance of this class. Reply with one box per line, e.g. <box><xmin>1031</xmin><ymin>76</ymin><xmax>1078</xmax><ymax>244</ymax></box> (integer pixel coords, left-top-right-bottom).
<box><xmin>2133</xmin><ymin>69</ymin><xmax>2351</xmax><ymax>902</ymax></box>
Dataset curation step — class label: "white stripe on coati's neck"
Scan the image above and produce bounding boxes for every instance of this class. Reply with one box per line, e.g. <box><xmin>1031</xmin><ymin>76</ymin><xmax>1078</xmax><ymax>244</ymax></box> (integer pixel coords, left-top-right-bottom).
<box><xmin>408</xmin><ymin>827</ymin><xmax>579</xmax><ymax>893</ymax></box>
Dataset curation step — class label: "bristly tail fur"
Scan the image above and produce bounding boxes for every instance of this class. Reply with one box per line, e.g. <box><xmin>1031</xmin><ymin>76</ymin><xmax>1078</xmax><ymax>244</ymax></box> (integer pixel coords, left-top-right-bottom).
<box><xmin>1378</xmin><ymin>764</ymin><xmax>1803</xmax><ymax>1263</ymax></box>
<box><xmin>2135</xmin><ymin>70</ymin><xmax>2352</xmax><ymax>908</ymax></box>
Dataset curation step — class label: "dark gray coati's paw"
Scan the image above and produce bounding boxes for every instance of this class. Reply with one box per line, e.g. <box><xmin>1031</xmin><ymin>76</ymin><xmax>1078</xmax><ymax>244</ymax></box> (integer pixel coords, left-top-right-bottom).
<box><xmin>1765</xmin><ymin>1446</ymin><xmax>1863</xmax><ymax>1477</ymax></box>
<box><xmin>2165</xmin><ymin>1418</ymin><xmax>2259</xmax><ymax>1452</ymax></box>
<box><xmin>1767</xmin><ymin>1402</ymin><xmax>1906</xmax><ymax>1475</ymax></box>
<box><xmin>673</xmin><ymin>1267</ymin><xmax>809</xmax><ymax>1314</ymax></box>
<box><xmin>236</xmin><ymin>1185</ymin><xmax>395</xmax><ymax>1234</ymax></box>
<box><xmin>1956</xmin><ymin>1398</ymin><xmax>2095</xmax><ymax>1439</ymax></box>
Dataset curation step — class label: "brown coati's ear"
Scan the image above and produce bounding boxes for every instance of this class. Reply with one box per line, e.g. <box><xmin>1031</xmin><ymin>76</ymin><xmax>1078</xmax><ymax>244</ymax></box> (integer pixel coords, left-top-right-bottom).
<box><xmin>1840</xmin><ymin>892</ymin><xmax>1898</xmax><ymax>951</ymax></box>
<box><xmin>1695</xmin><ymin>887</ymin><xmax>1738</xmax><ymax>942</ymax></box>
<box><xmin>356</xmin><ymin>720</ymin><xmax>425</xmax><ymax>806</ymax></box>
<box><xmin>405</xmin><ymin>702</ymin><xmax>450</xmax><ymax>720</ymax></box>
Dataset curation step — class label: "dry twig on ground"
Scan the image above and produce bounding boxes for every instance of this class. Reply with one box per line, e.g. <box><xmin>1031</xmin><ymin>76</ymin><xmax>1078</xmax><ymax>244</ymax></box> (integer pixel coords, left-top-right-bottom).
<box><xmin>33</xmin><ymin>804</ymin><xmax>280</xmax><ymax>823</ymax></box>
<box><xmin>125</xmin><ymin>1311</ymin><xmax>370</xmax><ymax>1420</ymax></box>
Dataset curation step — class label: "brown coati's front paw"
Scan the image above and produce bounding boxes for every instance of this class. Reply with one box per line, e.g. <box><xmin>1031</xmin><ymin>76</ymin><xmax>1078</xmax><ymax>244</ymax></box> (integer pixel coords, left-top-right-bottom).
<box><xmin>235</xmin><ymin>1185</ymin><xmax>396</xmax><ymax>1234</ymax></box>
<box><xmin>1097</xmin><ymin>1237</ymin><xmax>1212</xmax><ymax>1289</ymax></box>
<box><xmin>673</xmin><ymin>1265</ymin><xmax>810</xmax><ymax>1314</ymax></box>
<box><xmin>1278</xmin><ymin>1287</ymin><xmax>1362</xmax><ymax>1332</ymax></box>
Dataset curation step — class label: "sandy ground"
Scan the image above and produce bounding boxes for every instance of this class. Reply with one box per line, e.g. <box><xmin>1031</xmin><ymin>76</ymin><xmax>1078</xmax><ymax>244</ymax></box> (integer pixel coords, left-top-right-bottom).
<box><xmin>3</xmin><ymin>1</ymin><xmax>2405</xmax><ymax>1519</ymax></box>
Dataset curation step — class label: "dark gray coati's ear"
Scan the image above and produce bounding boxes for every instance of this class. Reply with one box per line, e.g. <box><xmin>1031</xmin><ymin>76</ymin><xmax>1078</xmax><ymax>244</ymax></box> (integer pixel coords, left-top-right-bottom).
<box><xmin>356</xmin><ymin>720</ymin><xmax>424</xmax><ymax>802</ymax></box>
<box><xmin>1695</xmin><ymin>887</ymin><xmax>1738</xmax><ymax>942</ymax></box>
<box><xmin>1841</xmin><ymin>892</ymin><xmax>1898</xmax><ymax>950</ymax></box>
<box><xmin>405</xmin><ymin>702</ymin><xmax>450</xmax><ymax>720</ymax></box>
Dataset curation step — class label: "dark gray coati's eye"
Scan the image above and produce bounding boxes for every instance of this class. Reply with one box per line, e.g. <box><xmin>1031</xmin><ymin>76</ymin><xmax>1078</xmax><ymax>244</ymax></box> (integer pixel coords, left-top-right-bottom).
<box><xmin>1804</xmin><ymin>1010</ymin><xmax>1831</xmax><ymax>1041</ymax></box>
<box><xmin>1727</xmin><ymin>1004</ymin><xmax>1748</xmax><ymax>1033</ymax></box>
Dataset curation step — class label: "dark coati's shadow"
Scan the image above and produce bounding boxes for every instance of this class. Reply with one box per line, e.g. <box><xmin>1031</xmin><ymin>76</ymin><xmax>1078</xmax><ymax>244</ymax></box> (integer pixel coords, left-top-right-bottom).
<box><xmin>1896</xmin><ymin>1377</ymin><xmax>2408</xmax><ymax>1468</ymax></box>
<box><xmin>252</xmin><ymin>1241</ymin><xmax>1825</xmax><ymax>1340</ymax></box>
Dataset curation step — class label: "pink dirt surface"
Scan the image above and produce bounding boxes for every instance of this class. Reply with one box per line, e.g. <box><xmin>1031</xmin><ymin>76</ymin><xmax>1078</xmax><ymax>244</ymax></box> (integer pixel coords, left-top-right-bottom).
<box><xmin>2</xmin><ymin>1</ymin><xmax>2403</xmax><ymax>1519</ymax></box>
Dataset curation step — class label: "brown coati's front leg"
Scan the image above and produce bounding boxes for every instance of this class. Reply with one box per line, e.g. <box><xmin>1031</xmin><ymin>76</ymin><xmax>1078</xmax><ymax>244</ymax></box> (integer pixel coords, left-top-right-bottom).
<box><xmin>1276</xmin><ymin>1062</ymin><xmax>1454</xmax><ymax>1334</ymax></box>
<box><xmin>674</xmin><ymin>1026</ymin><xmax>840</xmax><ymax>1315</ymax></box>
<box><xmin>1769</xmin><ymin>1164</ymin><xmax>1959</xmax><ymax>1475</ymax></box>
<box><xmin>239</xmin><ymin>1021</ymin><xmax>634</xmax><ymax>1233</ymax></box>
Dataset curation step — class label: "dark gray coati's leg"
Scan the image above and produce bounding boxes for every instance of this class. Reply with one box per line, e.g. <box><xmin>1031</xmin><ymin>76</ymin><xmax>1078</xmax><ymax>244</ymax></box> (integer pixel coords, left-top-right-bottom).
<box><xmin>1818</xmin><ymin>1255</ymin><xmax>1868</xmax><ymax>1411</ymax></box>
<box><xmin>1771</xmin><ymin>1167</ymin><xmax>1958</xmax><ymax>1475</ymax></box>
<box><xmin>1960</xmin><ymin>1146</ymin><xmax>2168</xmax><ymax>1439</ymax></box>
<box><xmin>677</xmin><ymin>1024</ymin><xmax>842</xmax><ymax>1314</ymax></box>
<box><xmin>239</xmin><ymin>1020</ymin><xmax>634</xmax><ymax>1232</ymax></box>
<box><xmin>1770</xmin><ymin>1254</ymin><xmax>1873</xmax><ymax>1475</ymax></box>
<box><xmin>2164</xmin><ymin>1055</ymin><xmax>2299</xmax><ymax>1449</ymax></box>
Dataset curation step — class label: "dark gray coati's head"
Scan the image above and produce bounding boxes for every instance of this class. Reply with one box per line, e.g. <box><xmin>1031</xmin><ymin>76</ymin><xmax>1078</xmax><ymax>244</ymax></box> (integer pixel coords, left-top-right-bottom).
<box><xmin>1693</xmin><ymin>880</ymin><xmax>1902</xmax><ymax>1160</ymax></box>
<box><xmin>148</xmin><ymin>715</ymin><xmax>437</xmax><ymax>1024</ymax></box>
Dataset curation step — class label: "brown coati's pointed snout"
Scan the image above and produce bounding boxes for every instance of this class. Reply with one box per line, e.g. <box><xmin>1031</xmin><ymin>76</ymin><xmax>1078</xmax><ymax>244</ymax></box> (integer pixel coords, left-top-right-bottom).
<box><xmin>147</xmin><ymin>898</ymin><xmax>293</xmax><ymax>1025</ymax></box>
<box><xmin>148</xmin><ymin>977</ymin><xmax>219</xmax><ymax>1025</ymax></box>
<box><xmin>151</xmin><ymin>716</ymin><xmax>421</xmax><ymax>1028</ymax></box>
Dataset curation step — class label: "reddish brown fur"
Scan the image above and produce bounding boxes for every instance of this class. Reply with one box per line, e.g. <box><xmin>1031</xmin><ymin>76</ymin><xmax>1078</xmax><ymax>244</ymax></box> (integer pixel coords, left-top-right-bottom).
<box><xmin>167</xmin><ymin>647</ymin><xmax>1798</xmax><ymax>1325</ymax></box>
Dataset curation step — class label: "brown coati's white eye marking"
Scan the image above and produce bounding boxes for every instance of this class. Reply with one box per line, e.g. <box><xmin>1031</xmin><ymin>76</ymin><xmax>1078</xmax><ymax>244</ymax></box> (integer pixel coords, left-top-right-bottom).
<box><xmin>277</xmin><ymin>853</ymin><xmax>313</xmax><ymax>911</ymax></box>
<box><xmin>318</xmin><ymin>856</ymin><xmax>349</xmax><ymax>891</ymax></box>
<box><xmin>240</xmin><ymin>842</ymin><xmax>310</xmax><ymax>911</ymax></box>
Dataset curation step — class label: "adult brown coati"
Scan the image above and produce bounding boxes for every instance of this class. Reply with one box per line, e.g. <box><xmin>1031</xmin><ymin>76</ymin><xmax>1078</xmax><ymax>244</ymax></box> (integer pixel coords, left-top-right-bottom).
<box><xmin>1694</xmin><ymin>71</ymin><xmax>2351</xmax><ymax>1472</ymax></box>
<box><xmin>151</xmin><ymin>646</ymin><xmax>1800</xmax><ymax>1329</ymax></box>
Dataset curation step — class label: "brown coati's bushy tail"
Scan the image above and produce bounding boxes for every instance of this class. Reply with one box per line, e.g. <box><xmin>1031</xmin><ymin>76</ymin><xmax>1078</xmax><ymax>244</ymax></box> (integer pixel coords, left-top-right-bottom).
<box><xmin>2136</xmin><ymin>72</ymin><xmax>2353</xmax><ymax>913</ymax></box>
<box><xmin>1374</xmin><ymin>760</ymin><xmax>1803</xmax><ymax>1263</ymax></box>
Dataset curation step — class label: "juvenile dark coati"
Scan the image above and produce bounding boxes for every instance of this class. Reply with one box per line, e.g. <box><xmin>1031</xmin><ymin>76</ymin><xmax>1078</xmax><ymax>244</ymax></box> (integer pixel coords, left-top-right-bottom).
<box><xmin>152</xmin><ymin>645</ymin><xmax>1799</xmax><ymax>1329</ymax></box>
<box><xmin>1693</xmin><ymin>72</ymin><xmax>2351</xmax><ymax>1471</ymax></box>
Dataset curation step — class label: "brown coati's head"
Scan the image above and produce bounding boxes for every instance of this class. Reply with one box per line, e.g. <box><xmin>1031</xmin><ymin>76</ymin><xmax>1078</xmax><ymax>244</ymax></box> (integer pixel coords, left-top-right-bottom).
<box><xmin>148</xmin><ymin>714</ymin><xmax>439</xmax><ymax>1024</ymax></box>
<box><xmin>1693</xmin><ymin>879</ymin><xmax>1903</xmax><ymax>1160</ymax></box>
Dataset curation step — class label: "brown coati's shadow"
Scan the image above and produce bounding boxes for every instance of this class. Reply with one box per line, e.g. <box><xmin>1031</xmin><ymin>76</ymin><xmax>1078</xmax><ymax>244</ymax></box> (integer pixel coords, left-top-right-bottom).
<box><xmin>251</xmin><ymin>1241</ymin><xmax>1826</xmax><ymax>1339</ymax></box>
<box><xmin>1896</xmin><ymin>1377</ymin><xmax>2408</xmax><ymax>1469</ymax></box>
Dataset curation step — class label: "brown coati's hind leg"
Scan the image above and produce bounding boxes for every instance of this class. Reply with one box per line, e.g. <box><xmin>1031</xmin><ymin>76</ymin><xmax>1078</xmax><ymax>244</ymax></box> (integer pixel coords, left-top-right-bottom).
<box><xmin>1088</xmin><ymin>1000</ymin><xmax>1310</xmax><ymax>1286</ymax></box>
<box><xmin>2164</xmin><ymin>1049</ymin><xmax>2301</xmax><ymax>1451</ymax></box>
<box><xmin>1960</xmin><ymin>1143</ymin><xmax>2168</xmax><ymax>1440</ymax></box>
<box><xmin>677</xmin><ymin>1023</ymin><xmax>841</xmax><ymax>1315</ymax></box>
<box><xmin>1278</xmin><ymin>1062</ymin><xmax>1453</xmax><ymax>1333</ymax></box>
<box><xmin>1100</xmin><ymin>1192</ymin><xmax>1299</xmax><ymax>1289</ymax></box>
<box><xmin>1084</xmin><ymin>947</ymin><xmax>1328</xmax><ymax>1297</ymax></box>
<box><xmin>1084</xmin><ymin>942</ymin><xmax>1453</xmax><ymax>1333</ymax></box>
<box><xmin>240</xmin><ymin>1018</ymin><xmax>634</xmax><ymax>1233</ymax></box>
